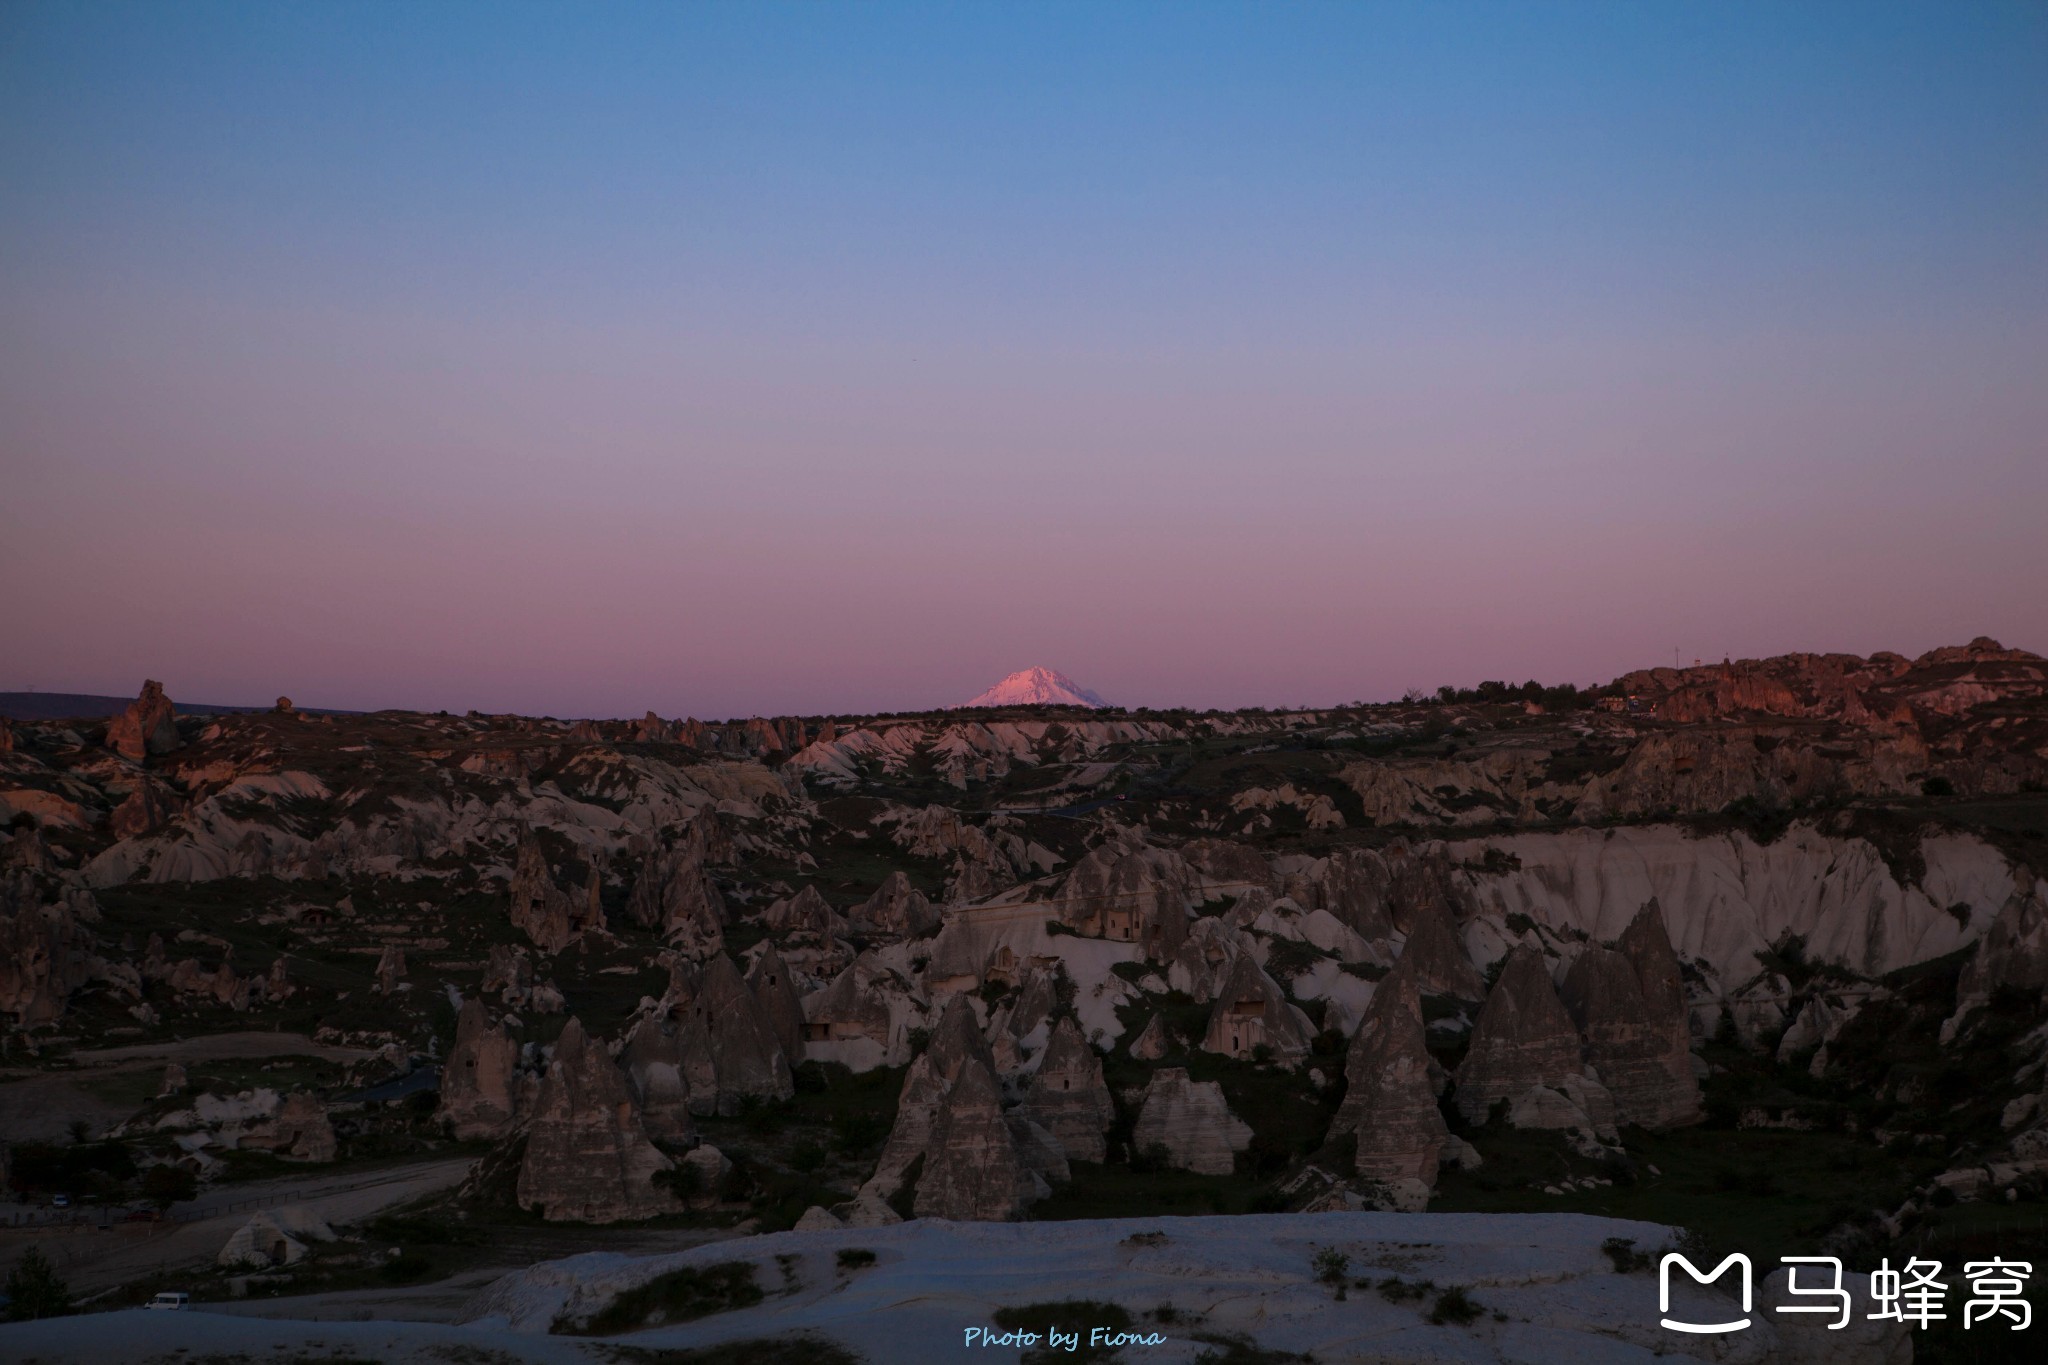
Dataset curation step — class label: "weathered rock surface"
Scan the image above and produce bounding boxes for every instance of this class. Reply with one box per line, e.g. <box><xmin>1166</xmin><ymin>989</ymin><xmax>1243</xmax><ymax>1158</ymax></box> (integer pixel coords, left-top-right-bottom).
<box><xmin>516</xmin><ymin>1017</ymin><xmax>678</xmax><ymax>1224</ymax></box>
<box><xmin>508</xmin><ymin>830</ymin><xmax>576</xmax><ymax>955</ymax></box>
<box><xmin>745</xmin><ymin>943</ymin><xmax>807</xmax><ymax>1065</ymax></box>
<box><xmin>1202</xmin><ymin>951</ymin><xmax>1314</xmax><ymax>1065</ymax></box>
<box><xmin>1016</xmin><ymin>1017</ymin><xmax>1114</xmax><ymax>1162</ymax></box>
<box><xmin>374</xmin><ymin>944</ymin><xmax>406</xmax><ymax>995</ymax></box>
<box><xmin>439</xmin><ymin>999</ymin><xmax>524</xmax><ymax>1140</ymax></box>
<box><xmin>913</xmin><ymin>1059</ymin><xmax>1041</xmax><ymax>1221</ymax></box>
<box><xmin>105</xmin><ymin>680</ymin><xmax>179</xmax><ymax>761</ymax></box>
<box><xmin>1454</xmin><ymin>946</ymin><xmax>1584</xmax><ymax>1123</ymax></box>
<box><xmin>1129</xmin><ymin>1012</ymin><xmax>1173</xmax><ymax>1060</ymax></box>
<box><xmin>618</xmin><ymin>1012</ymin><xmax>697</xmax><ymax>1144</ymax></box>
<box><xmin>1393</xmin><ymin>893</ymin><xmax>1486</xmax><ymax>1001</ymax></box>
<box><xmin>1057</xmin><ymin>831</ymin><xmax>1192</xmax><ymax>961</ymax></box>
<box><xmin>854</xmin><ymin>871</ymin><xmax>938</xmax><ymax>937</ymax></box>
<box><xmin>627</xmin><ymin>843</ymin><xmax>726</xmax><ymax>957</ymax></box>
<box><xmin>1131</xmin><ymin>1066</ymin><xmax>1252</xmax><ymax>1175</ymax></box>
<box><xmin>1558</xmin><ymin>903</ymin><xmax>1701</xmax><ymax>1129</ymax></box>
<box><xmin>1332</xmin><ymin>956</ymin><xmax>1446</xmax><ymax>1188</ymax></box>
<box><xmin>674</xmin><ymin>954</ymin><xmax>794</xmax><ymax>1116</ymax></box>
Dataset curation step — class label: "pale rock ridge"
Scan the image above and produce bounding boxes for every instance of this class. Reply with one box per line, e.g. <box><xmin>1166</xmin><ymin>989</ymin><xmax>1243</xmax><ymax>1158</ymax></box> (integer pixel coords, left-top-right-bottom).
<box><xmin>1131</xmin><ymin>1066</ymin><xmax>1252</xmax><ymax>1175</ymax></box>
<box><xmin>1016</xmin><ymin>1017</ymin><xmax>1114</xmax><ymax>1162</ymax></box>
<box><xmin>516</xmin><ymin>1016</ymin><xmax>678</xmax><ymax>1224</ymax></box>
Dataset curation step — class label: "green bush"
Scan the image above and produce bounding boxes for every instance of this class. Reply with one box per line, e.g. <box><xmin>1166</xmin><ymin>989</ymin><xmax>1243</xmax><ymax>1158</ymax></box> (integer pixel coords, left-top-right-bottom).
<box><xmin>1427</xmin><ymin>1285</ymin><xmax>1482</xmax><ymax>1325</ymax></box>
<box><xmin>3</xmin><ymin>1247</ymin><xmax>72</xmax><ymax>1321</ymax></box>
<box><xmin>835</xmin><ymin>1247</ymin><xmax>877</xmax><ymax>1271</ymax></box>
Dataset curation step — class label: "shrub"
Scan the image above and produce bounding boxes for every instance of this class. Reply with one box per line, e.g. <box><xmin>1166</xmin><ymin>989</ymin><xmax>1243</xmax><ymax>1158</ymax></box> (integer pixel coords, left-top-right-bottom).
<box><xmin>1922</xmin><ymin>776</ymin><xmax>1954</xmax><ymax>798</ymax></box>
<box><xmin>554</xmin><ymin>1261</ymin><xmax>762</xmax><ymax>1336</ymax></box>
<box><xmin>1312</xmin><ymin>1248</ymin><xmax>1350</xmax><ymax>1299</ymax></box>
<box><xmin>3</xmin><ymin>1247</ymin><xmax>72</xmax><ymax>1321</ymax></box>
<box><xmin>836</xmin><ymin>1247</ymin><xmax>877</xmax><ymax>1271</ymax></box>
<box><xmin>1601</xmin><ymin>1237</ymin><xmax>1652</xmax><ymax>1274</ymax></box>
<box><xmin>1427</xmin><ymin>1286</ymin><xmax>1482</xmax><ymax>1325</ymax></box>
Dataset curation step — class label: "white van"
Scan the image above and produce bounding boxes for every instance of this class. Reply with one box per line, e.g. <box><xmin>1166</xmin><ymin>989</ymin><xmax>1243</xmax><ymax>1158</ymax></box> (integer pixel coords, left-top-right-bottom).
<box><xmin>145</xmin><ymin>1291</ymin><xmax>191</xmax><ymax>1311</ymax></box>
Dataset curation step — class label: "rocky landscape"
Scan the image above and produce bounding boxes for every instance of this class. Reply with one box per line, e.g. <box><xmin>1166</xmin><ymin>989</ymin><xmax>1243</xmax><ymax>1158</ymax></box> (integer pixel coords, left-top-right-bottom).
<box><xmin>2</xmin><ymin>640</ymin><xmax>2046</xmax><ymax>1361</ymax></box>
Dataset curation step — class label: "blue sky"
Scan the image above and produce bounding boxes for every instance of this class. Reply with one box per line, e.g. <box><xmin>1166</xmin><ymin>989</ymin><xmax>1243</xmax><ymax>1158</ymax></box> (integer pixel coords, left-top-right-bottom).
<box><xmin>3</xmin><ymin>2</ymin><xmax>2044</xmax><ymax>715</ymax></box>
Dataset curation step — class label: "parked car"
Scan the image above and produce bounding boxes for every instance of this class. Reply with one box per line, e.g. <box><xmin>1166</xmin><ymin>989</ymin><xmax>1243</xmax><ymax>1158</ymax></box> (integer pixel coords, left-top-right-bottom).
<box><xmin>145</xmin><ymin>1292</ymin><xmax>191</xmax><ymax>1311</ymax></box>
<box><xmin>50</xmin><ymin>1194</ymin><xmax>70</xmax><ymax>1209</ymax></box>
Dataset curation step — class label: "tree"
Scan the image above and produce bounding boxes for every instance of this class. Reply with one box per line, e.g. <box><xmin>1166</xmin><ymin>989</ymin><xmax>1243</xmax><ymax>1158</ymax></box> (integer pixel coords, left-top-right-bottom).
<box><xmin>141</xmin><ymin>1164</ymin><xmax>197</xmax><ymax>1210</ymax></box>
<box><xmin>3</xmin><ymin>1246</ymin><xmax>72</xmax><ymax>1320</ymax></box>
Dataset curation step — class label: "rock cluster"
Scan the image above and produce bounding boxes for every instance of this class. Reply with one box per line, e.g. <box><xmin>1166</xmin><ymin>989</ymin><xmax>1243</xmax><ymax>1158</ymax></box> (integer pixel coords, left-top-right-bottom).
<box><xmin>627</xmin><ymin>842</ymin><xmax>726</xmax><ymax>957</ymax></box>
<box><xmin>1056</xmin><ymin>832</ymin><xmax>1192</xmax><ymax>962</ymax></box>
<box><xmin>516</xmin><ymin>1017</ymin><xmax>678</xmax><ymax>1223</ymax></box>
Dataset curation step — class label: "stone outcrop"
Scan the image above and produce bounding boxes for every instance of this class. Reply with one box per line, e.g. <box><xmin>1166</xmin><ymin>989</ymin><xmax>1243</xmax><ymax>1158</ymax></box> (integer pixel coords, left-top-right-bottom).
<box><xmin>626</xmin><ymin>843</ymin><xmax>725</xmax><ymax>957</ymax></box>
<box><xmin>764</xmin><ymin>884</ymin><xmax>846</xmax><ymax>938</ymax></box>
<box><xmin>1202</xmin><ymin>951</ymin><xmax>1314</xmax><ymax>1064</ymax></box>
<box><xmin>862</xmin><ymin>994</ymin><xmax>1003</xmax><ymax>1203</ymax></box>
<box><xmin>105</xmin><ymin>680</ymin><xmax>179</xmax><ymax>761</ymax></box>
<box><xmin>266</xmin><ymin>1092</ymin><xmax>337</xmax><ymax>1162</ymax></box>
<box><xmin>1131</xmin><ymin>1067</ymin><xmax>1252</xmax><ymax>1175</ymax></box>
<box><xmin>804</xmin><ymin>951</ymin><xmax>907</xmax><ymax>1051</ymax></box>
<box><xmin>508</xmin><ymin>830</ymin><xmax>576</xmax><ymax>954</ymax></box>
<box><xmin>854</xmin><ymin>871</ymin><xmax>938</xmax><ymax>937</ymax></box>
<box><xmin>1395</xmin><ymin>892</ymin><xmax>1486</xmax><ymax>1000</ymax></box>
<box><xmin>1129</xmin><ymin>1012</ymin><xmax>1172</xmax><ymax>1060</ymax></box>
<box><xmin>1056</xmin><ymin>832</ymin><xmax>1192</xmax><ymax>962</ymax></box>
<box><xmin>745</xmin><ymin>943</ymin><xmax>806</xmax><ymax>1065</ymax></box>
<box><xmin>0</xmin><ymin>897</ymin><xmax>99</xmax><ymax>1027</ymax></box>
<box><xmin>516</xmin><ymin>1017</ymin><xmax>678</xmax><ymax>1223</ymax></box>
<box><xmin>1454</xmin><ymin>947</ymin><xmax>1584</xmax><ymax>1123</ymax></box>
<box><xmin>484</xmin><ymin>943</ymin><xmax>532</xmax><ymax>1004</ymax></box>
<box><xmin>1332</xmin><ymin>956</ymin><xmax>1446</xmax><ymax>1188</ymax></box>
<box><xmin>439</xmin><ymin>999</ymin><xmax>523</xmax><ymax>1140</ymax></box>
<box><xmin>1016</xmin><ymin>1017</ymin><xmax>1114</xmax><ymax>1162</ymax></box>
<box><xmin>1169</xmin><ymin>916</ymin><xmax>1242</xmax><ymax>1002</ymax></box>
<box><xmin>374</xmin><ymin>944</ymin><xmax>406</xmax><ymax>995</ymax></box>
<box><xmin>674</xmin><ymin>954</ymin><xmax>794</xmax><ymax>1115</ymax></box>
<box><xmin>913</xmin><ymin>1059</ymin><xmax>1042</xmax><ymax>1221</ymax></box>
<box><xmin>1558</xmin><ymin>902</ymin><xmax>1702</xmax><ymax>1130</ymax></box>
<box><xmin>110</xmin><ymin>781</ymin><xmax>177</xmax><ymax>841</ymax></box>
<box><xmin>618</xmin><ymin>1012</ymin><xmax>697</xmax><ymax>1144</ymax></box>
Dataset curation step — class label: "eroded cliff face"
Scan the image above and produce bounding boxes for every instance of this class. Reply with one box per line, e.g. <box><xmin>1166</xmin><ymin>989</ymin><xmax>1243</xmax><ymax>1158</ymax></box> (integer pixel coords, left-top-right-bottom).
<box><xmin>516</xmin><ymin>1017</ymin><xmax>677</xmax><ymax>1224</ymax></box>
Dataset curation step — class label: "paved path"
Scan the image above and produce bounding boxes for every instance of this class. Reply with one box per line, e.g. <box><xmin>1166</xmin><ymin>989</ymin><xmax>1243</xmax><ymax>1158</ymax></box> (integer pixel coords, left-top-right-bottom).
<box><xmin>0</xmin><ymin>1156</ymin><xmax>477</xmax><ymax>1298</ymax></box>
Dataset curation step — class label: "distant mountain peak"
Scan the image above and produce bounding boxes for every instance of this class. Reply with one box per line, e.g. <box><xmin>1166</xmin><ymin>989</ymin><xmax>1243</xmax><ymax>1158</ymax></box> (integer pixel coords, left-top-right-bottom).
<box><xmin>960</xmin><ymin>667</ymin><xmax>1108</xmax><ymax>709</ymax></box>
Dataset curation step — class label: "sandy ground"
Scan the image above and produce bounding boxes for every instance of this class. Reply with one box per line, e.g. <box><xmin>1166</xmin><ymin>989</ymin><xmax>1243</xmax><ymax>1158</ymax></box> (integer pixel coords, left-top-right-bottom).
<box><xmin>0</xmin><ymin>1156</ymin><xmax>478</xmax><ymax>1298</ymax></box>
<box><xmin>0</xmin><ymin>1031</ymin><xmax>376</xmax><ymax>1144</ymax></box>
<box><xmin>0</xmin><ymin>1209</ymin><xmax>1912</xmax><ymax>1364</ymax></box>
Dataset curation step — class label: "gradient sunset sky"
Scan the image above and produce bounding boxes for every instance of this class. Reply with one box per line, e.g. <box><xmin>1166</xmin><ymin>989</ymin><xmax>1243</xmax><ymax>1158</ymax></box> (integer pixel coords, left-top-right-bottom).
<box><xmin>4</xmin><ymin>1</ymin><xmax>2044</xmax><ymax>719</ymax></box>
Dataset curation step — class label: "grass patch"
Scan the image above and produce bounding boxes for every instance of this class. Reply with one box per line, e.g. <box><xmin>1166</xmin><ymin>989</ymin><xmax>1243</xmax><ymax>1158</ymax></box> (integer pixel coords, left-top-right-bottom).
<box><xmin>553</xmin><ymin>1261</ymin><xmax>762</xmax><ymax>1336</ymax></box>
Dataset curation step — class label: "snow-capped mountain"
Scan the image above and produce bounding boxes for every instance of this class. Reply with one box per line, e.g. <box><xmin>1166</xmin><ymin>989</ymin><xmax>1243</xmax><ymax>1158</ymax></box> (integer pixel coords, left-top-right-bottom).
<box><xmin>960</xmin><ymin>667</ymin><xmax>1109</xmax><ymax>709</ymax></box>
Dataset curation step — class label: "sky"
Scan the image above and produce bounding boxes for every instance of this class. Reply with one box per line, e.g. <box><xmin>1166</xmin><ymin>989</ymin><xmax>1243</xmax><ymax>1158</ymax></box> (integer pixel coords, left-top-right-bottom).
<box><xmin>3</xmin><ymin>1</ymin><xmax>2044</xmax><ymax>719</ymax></box>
